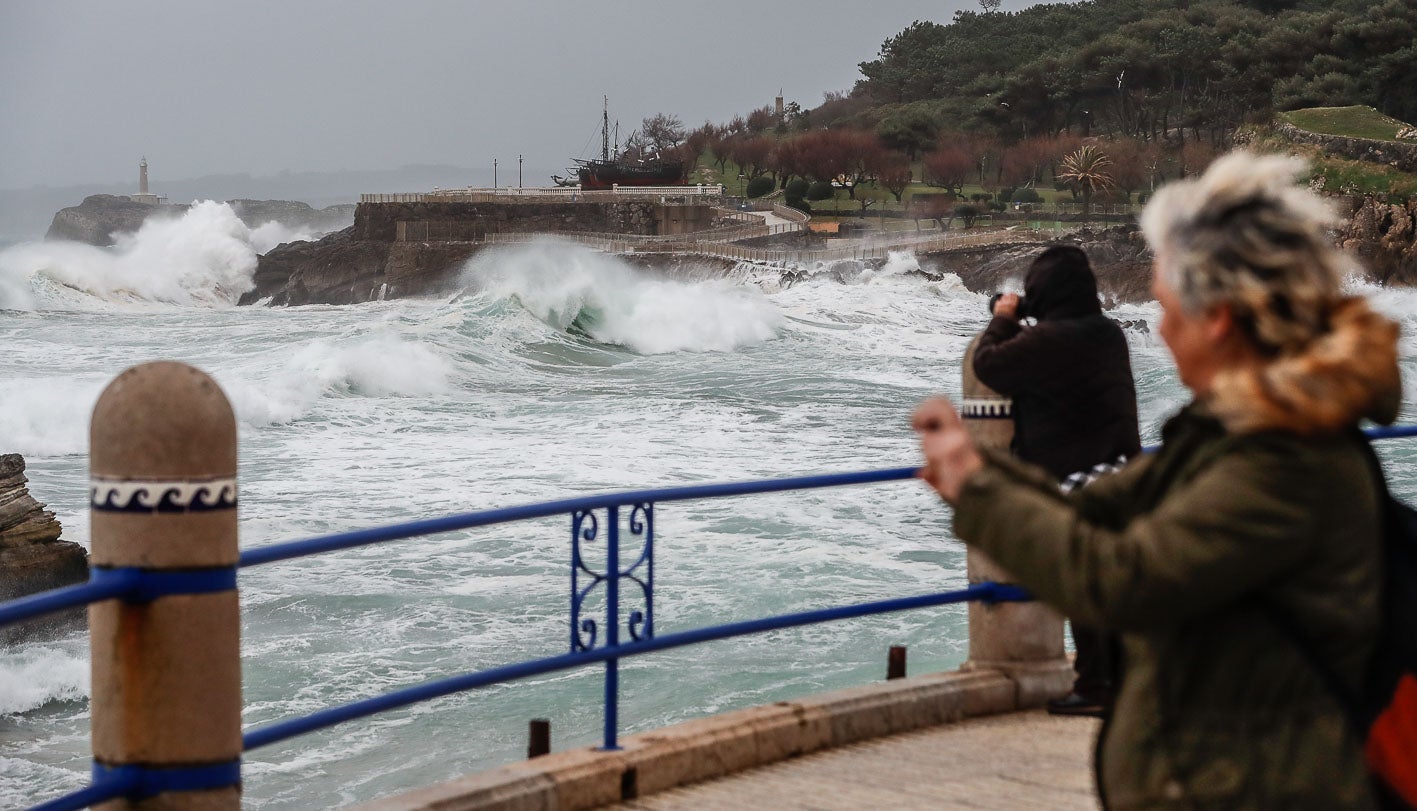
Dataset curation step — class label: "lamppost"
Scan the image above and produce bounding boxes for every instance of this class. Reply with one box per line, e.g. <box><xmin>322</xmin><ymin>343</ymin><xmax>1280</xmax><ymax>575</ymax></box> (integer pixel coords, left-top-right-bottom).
<box><xmin>494</xmin><ymin>158</ymin><xmax>498</xmax><ymax>189</ymax></box>
<box><xmin>519</xmin><ymin>154</ymin><xmax>523</xmax><ymax>188</ymax></box>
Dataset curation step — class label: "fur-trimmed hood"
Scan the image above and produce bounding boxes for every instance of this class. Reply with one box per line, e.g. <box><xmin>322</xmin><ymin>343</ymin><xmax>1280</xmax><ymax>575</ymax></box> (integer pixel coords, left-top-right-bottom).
<box><xmin>1209</xmin><ymin>296</ymin><xmax>1401</xmax><ymax>434</ymax></box>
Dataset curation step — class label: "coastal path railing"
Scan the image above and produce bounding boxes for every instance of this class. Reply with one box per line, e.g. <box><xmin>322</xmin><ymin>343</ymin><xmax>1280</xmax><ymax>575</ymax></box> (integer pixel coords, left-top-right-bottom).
<box><xmin>663</xmin><ymin>222</ymin><xmax>1074</xmax><ymax>265</ymax></box>
<box><xmin>395</xmin><ymin>206</ymin><xmax>801</xmax><ymax>245</ymax></box>
<box><xmin>9</xmin><ymin>362</ymin><xmax>1417</xmax><ymax>810</ymax></box>
<box><xmin>360</xmin><ymin>185</ymin><xmax>726</xmax><ymax>205</ymax></box>
<box><xmin>7</xmin><ymin>361</ymin><xmax>1043</xmax><ymax>811</ymax></box>
<box><xmin>480</xmin><ymin>222</ymin><xmax>1070</xmax><ymax>266</ymax></box>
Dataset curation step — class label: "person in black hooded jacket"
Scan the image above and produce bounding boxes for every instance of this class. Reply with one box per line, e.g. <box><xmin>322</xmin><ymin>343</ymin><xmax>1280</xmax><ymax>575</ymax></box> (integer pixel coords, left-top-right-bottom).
<box><xmin>973</xmin><ymin>244</ymin><xmax>1141</xmax><ymax>716</ymax></box>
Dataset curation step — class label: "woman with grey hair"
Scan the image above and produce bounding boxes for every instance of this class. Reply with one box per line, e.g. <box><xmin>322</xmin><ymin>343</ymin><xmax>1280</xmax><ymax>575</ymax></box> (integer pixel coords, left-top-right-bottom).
<box><xmin>914</xmin><ymin>151</ymin><xmax>1399</xmax><ymax>808</ymax></box>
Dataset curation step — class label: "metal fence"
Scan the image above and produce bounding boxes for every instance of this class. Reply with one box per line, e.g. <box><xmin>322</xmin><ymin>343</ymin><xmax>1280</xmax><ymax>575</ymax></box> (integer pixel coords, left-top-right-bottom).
<box><xmin>9</xmin><ymin>459</ymin><xmax>1027</xmax><ymax>811</ymax></box>
<box><xmin>9</xmin><ymin>367</ymin><xmax>1417</xmax><ymax>810</ymax></box>
<box><xmin>360</xmin><ymin>186</ymin><xmax>727</xmax><ymax>205</ymax></box>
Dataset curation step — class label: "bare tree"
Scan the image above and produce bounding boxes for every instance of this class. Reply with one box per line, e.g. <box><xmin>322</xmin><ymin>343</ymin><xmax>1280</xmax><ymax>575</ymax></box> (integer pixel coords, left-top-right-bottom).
<box><xmin>879</xmin><ymin>159</ymin><xmax>914</xmax><ymax>203</ymax></box>
<box><xmin>729</xmin><ymin>136</ymin><xmax>775</xmax><ymax>179</ymax></box>
<box><xmin>923</xmin><ymin>147</ymin><xmax>972</xmax><ymax>196</ymax></box>
<box><xmin>979</xmin><ymin>0</ymin><xmax>1002</xmax><ymax>11</ymax></box>
<box><xmin>1104</xmin><ymin>137</ymin><xmax>1158</xmax><ymax>201</ymax></box>
<box><xmin>640</xmin><ymin>113</ymin><xmax>687</xmax><ymax>154</ymax></box>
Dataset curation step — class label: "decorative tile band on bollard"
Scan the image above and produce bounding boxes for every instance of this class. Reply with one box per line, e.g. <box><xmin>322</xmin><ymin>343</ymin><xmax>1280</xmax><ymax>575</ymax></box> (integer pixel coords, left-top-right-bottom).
<box><xmin>87</xmin><ymin>361</ymin><xmax>242</xmax><ymax>810</ymax></box>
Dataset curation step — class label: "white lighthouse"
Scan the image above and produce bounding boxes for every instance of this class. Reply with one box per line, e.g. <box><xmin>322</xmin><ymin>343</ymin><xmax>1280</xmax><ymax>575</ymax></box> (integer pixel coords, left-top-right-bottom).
<box><xmin>131</xmin><ymin>157</ymin><xmax>161</xmax><ymax>205</ymax></box>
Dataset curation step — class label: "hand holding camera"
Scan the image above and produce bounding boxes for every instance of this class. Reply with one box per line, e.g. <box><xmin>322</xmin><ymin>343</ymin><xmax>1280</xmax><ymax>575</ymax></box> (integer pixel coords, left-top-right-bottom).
<box><xmin>989</xmin><ymin>292</ymin><xmax>1024</xmax><ymax>320</ymax></box>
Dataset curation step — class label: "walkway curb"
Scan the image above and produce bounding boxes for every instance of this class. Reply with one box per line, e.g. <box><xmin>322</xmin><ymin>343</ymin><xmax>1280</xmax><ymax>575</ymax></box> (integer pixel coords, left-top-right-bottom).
<box><xmin>348</xmin><ymin>663</ymin><xmax>1071</xmax><ymax>811</ymax></box>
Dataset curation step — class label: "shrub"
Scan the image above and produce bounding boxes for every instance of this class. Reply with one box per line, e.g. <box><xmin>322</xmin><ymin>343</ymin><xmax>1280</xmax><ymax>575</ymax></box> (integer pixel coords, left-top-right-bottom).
<box><xmin>954</xmin><ymin>203</ymin><xmax>980</xmax><ymax>227</ymax></box>
<box><xmin>1011</xmin><ymin>187</ymin><xmax>1042</xmax><ymax>204</ymax></box>
<box><xmin>786</xmin><ymin>197</ymin><xmax>812</xmax><ymax>215</ymax></box>
<box><xmin>806</xmin><ymin>180</ymin><xmax>836</xmax><ymax>201</ymax></box>
<box><xmin>785</xmin><ymin>178</ymin><xmax>810</xmax><ymax>199</ymax></box>
<box><xmin>746</xmin><ymin>175</ymin><xmax>775</xmax><ymax>198</ymax></box>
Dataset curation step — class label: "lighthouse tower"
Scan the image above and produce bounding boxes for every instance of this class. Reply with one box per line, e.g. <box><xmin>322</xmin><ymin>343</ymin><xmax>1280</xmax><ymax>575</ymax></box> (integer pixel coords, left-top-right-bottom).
<box><xmin>131</xmin><ymin>157</ymin><xmax>161</xmax><ymax>205</ymax></box>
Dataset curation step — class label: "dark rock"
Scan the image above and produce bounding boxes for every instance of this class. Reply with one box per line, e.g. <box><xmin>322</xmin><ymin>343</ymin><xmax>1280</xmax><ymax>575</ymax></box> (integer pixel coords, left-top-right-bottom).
<box><xmin>1339</xmin><ymin>196</ymin><xmax>1417</xmax><ymax>285</ymax></box>
<box><xmin>45</xmin><ymin>194</ymin><xmax>185</xmax><ymax>246</ymax></box>
<box><xmin>228</xmin><ymin>199</ymin><xmax>356</xmax><ymax>232</ymax></box>
<box><xmin>919</xmin><ymin>226</ymin><xmax>1154</xmax><ymax>305</ymax></box>
<box><xmin>44</xmin><ymin>195</ymin><xmax>355</xmax><ymax>248</ymax></box>
<box><xmin>0</xmin><ymin>453</ymin><xmax>87</xmax><ymax>645</ymax></box>
<box><xmin>239</xmin><ymin>227</ymin><xmax>478</xmax><ymax>306</ymax></box>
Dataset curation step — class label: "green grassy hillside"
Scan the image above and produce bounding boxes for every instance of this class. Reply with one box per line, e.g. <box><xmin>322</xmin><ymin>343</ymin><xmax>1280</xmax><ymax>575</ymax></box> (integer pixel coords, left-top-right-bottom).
<box><xmin>1278</xmin><ymin>106</ymin><xmax>1412</xmax><ymax>142</ymax></box>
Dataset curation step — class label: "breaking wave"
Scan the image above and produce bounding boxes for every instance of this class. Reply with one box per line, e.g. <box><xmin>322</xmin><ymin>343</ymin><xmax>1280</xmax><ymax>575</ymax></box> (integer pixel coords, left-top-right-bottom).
<box><xmin>459</xmin><ymin>239</ymin><xmax>783</xmax><ymax>354</ymax></box>
<box><xmin>0</xmin><ymin>201</ymin><xmax>259</xmax><ymax>309</ymax></box>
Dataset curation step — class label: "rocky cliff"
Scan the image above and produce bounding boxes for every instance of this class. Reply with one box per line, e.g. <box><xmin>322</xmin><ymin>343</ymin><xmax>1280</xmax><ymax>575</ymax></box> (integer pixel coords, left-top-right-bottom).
<box><xmin>44</xmin><ymin>194</ymin><xmax>175</xmax><ymax>245</ymax></box>
<box><xmin>918</xmin><ymin>226</ymin><xmax>1154</xmax><ymax>304</ymax></box>
<box><xmin>1338</xmin><ymin>196</ymin><xmax>1417</xmax><ymax>285</ymax></box>
<box><xmin>241</xmin><ymin>199</ymin><xmax>667</xmax><ymax>306</ymax></box>
<box><xmin>238</xmin><ymin>193</ymin><xmax>1416</xmax><ymax>308</ymax></box>
<box><xmin>0</xmin><ymin>454</ymin><xmax>87</xmax><ymax>644</ymax></box>
<box><xmin>45</xmin><ymin>195</ymin><xmax>356</xmax><ymax>247</ymax></box>
<box><xmin>238</xmin><ymin>226</ymin><xmax>479</xmax><ymax>305</ymax></box>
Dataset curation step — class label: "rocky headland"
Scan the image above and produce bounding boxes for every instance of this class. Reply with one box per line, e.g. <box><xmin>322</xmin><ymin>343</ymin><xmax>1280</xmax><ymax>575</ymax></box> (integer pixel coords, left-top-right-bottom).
<box><xmin>0</xmin><ymin>454</ymin><xmax>87</xmax><ymax>644</ymax></box>
<box><xmin>45</xmin><ymin>194</ymin><xmax>356</xmax><ymax>247</ymax></box>
<box><xmin>239</xmin><ymin>198</ymin><xmax>679</xmax><ymax>305</ymax></box>
<box><xmin>223</xmin><ymin>192</ymin><xmax>1417</xmax><ymax>308</ymax></box>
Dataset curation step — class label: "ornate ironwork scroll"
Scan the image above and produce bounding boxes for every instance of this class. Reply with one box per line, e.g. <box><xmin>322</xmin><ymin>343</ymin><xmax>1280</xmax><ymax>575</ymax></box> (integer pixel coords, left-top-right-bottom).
<box><xmin>569</xmin><ymin>503</ymin><xmax>654</xmax><ymax>653</ymax></box>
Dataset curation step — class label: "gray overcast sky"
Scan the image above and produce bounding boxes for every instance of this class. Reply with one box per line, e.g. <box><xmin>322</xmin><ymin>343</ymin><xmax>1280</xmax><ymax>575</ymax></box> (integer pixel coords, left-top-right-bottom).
<box><xmin>2</xmin><ymin>0</ymin><xmax>1053</xmax><ymax>190</ymax></box>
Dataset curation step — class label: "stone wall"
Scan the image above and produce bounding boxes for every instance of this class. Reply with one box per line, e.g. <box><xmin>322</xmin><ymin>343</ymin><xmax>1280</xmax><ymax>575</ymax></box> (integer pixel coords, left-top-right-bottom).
<box><xmin>1278</xmin><ymin>122</ymin><xmax>1417</xmax><ymax>173</ymax></box>
<box><xmin>353</xmin><ymin>201</ymin><xmax>667</xmax><ymax>242</ymax></box>
<box><xmin>0</xmin><ymin>453</ymin><xmax>87</xmax><ymax>644</ymax></box>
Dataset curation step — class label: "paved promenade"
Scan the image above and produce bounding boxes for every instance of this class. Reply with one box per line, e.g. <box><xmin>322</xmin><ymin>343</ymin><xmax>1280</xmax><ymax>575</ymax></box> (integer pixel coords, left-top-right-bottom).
<box><xmin>609</xmin><ymin>711</ymin><xmax>1101</xmax><ymax>810</ymax></box>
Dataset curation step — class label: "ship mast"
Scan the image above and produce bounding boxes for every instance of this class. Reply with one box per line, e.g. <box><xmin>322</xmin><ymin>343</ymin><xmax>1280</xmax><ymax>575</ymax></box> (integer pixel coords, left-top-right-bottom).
<box><xmin>602</xmin><ymin>96</ymin><xmax>610</xmax><ymax>162</ymax></box>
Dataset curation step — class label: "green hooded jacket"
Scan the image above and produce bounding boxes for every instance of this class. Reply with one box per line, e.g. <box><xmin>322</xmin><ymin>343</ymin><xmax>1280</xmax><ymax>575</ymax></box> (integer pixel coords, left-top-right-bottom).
<box><xmin>953</xmin><ymin>404</ymin><xmax>1383</xmax><ymax>809</ymax></box>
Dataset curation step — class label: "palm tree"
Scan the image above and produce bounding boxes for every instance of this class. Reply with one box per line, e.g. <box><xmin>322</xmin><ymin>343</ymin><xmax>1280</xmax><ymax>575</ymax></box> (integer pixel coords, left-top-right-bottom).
<box><xmin>1057</xmin><ymin>145</ymin><xmax>1115</xmax><ymax>217</ymax></box>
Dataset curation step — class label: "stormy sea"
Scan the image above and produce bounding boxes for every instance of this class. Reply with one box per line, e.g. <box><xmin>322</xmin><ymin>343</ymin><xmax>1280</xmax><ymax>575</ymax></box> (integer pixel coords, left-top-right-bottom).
<box><xmin>2</xmin><ymin>202</ymin><xmax>1415</xmax><ymax>809</ymax></box>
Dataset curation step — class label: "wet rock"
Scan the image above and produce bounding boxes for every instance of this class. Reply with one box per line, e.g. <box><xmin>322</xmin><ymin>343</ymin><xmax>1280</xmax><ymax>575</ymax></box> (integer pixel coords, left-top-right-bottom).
<box><xmin>45</xmin><ymin>195</ymin><xmax>355</xmax><ymax>248</ymax></box>
<box><xmin>0</xmin><ymin>454</ymin><xmax>88</xmax><ymax>645</ymax></box>
<box><xmin>45</xmin><ymin>194</ymin><xmax>181</xmax><ymax>246</ymax></box>
<box><xmin>918</xmin><ymin>226</ymin><xmax>1154</xmax><ymax>305</ymax></box>
<box><xmin>1338</xmin><ymin>196</ymin><xmax>1417</xmax><ymax>285</ymax></box>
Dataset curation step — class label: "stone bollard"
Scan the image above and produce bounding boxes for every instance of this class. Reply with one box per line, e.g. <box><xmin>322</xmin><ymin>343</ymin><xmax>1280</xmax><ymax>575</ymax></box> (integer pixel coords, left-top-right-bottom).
<box><xmin>89</xmin><ymin>361</ymin><xmax>241</xmax><ymax>809</ymax></box>
<box><xmin>958</xmin><ymin>335</ymin><xmax>1072</xmax><ymax>706</ymax></box>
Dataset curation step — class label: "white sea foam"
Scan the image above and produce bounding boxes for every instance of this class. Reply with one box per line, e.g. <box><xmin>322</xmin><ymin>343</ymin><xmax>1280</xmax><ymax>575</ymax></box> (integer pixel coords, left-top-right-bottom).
<box><xmin>224</xmin><ymin>333</ymin><xmax>455</xmax><ymax>427</ymax></box>
<box><xmin>0</xmin><ymin>376</ymin><xmax>107</xmax><ymax>458</ymax></box>
<box><xmin>460</xmin><ymin>239</ymin><xmax>784</xmax><ymax>354</ymax></box>
<box><xmin>0</xmin><ymin>645</ymin><xmax>88</xmax><ymax>715</ymax></box>
<box><xmin>0</xmin><ymin>201</ymin><xmax>258</xmax><ymax>309</ymax></box>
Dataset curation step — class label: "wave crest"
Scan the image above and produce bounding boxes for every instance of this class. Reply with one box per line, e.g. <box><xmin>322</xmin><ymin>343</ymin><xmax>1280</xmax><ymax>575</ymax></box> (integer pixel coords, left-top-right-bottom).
<box><xmin>0</xmin><ymin>201</ymin><xmax>258</xmax><ymax>309</ymax></box>
<box><xmin>460</xmin><ymin>239</ymin><xmax>783</xmax><ymax>354</ymax></box>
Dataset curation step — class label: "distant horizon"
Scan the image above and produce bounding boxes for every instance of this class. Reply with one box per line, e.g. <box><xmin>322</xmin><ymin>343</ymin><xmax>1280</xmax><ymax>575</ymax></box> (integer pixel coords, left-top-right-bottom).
<box><xmin>0</xmin><ymin>161</ymin><xmax>564</xmax><ymax>195</ymax></box>
<box><xmin>0</xmin><ymin>161</ymin><xmax>563</xmax><ymax>240</ymax></box>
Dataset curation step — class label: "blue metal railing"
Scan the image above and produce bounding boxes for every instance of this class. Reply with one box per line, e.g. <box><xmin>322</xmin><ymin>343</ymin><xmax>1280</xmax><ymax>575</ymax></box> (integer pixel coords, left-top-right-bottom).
<box><xmin>13</xmin><ymin>423</ymin><xmax>1417</xmax><ymax>809</ymax></box>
